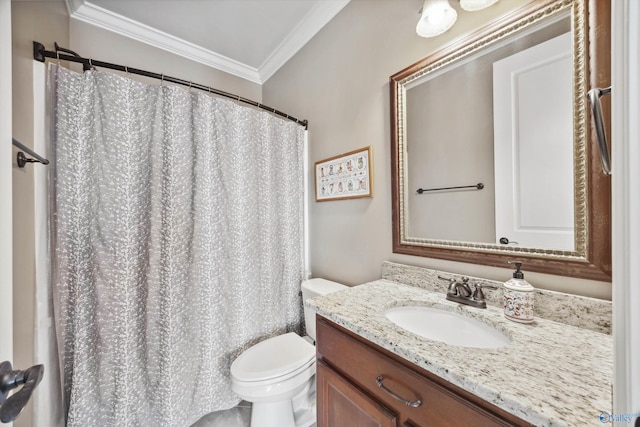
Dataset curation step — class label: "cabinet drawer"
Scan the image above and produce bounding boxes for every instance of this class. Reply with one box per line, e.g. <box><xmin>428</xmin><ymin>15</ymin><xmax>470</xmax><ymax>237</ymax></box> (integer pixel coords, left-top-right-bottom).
<box><xmin>316</xmin><ymin>317</ymin><xmax>527</xmax><ymax>427</ymax></box>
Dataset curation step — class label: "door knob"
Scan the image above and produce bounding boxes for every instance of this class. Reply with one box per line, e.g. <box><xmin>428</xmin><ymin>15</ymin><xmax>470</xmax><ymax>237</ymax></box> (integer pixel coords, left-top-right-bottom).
<box><xmin>499</xmin><ymin>237</ymin><xmax>519</xmax><ymax>245</ymax></box>
<box><xmin>0</xmin><ymin>361</ymin><xmax>44</xmax><ymax>423</ymax></box>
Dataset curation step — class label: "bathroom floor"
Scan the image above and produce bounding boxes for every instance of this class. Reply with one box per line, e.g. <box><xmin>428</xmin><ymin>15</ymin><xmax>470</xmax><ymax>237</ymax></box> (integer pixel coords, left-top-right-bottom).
<box><xmin>192</xmin><ymin>402</ymin><xmax>252</xmax><ymax>427</ymax></box>
<box><xmin>191</xmin><ymin>401</ymin><xmax>317</xmax><ymax>427</ymax></box>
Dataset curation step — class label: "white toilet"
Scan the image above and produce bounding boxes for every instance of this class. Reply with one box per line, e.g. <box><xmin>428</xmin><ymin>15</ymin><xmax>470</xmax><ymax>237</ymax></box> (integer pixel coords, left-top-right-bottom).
<box><xmin>230</xmin><ymin>278</ymin><xmax>346</xmax><ymax>427</ymax></box>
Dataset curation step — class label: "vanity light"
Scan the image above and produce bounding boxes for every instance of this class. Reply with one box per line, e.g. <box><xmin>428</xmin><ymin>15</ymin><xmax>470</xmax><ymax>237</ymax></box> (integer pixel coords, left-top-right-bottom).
<box><xmin>416</xmin><ymin>0</ymin><xmax>500</xmax><ymax>38</ymax></box>
<box><xmin>416</xmin><ymin>0</ymin><xmax>458</xmax><ymax>38</ymax></box>
<box><xmin>460</xmin><ymin>0</ymin><xmax>499</xmax><ymax>12</ymax></box>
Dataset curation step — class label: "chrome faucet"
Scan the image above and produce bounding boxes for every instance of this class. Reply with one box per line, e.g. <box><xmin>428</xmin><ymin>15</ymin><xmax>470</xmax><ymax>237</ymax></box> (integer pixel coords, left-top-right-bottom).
<box><xmin>438</xmin><ymin>276</ymin><xmax>498</xmax><ymax>309</ymax></box>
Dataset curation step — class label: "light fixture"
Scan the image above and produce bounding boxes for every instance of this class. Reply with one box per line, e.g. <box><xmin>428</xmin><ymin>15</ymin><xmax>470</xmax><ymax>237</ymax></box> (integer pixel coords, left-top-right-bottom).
<box><xmin>416</xmin><ymin>0</ymin><xmax>501</xmax><ymax>38</ymax></box>
<box><xmin>416</xmin><ymin>0</ymin><xmax>458</xmax><ymax>38</ymax></box>
<box><xmin>460</xmin><ymin>0</ymin><xmax>499</xmax><ymax>12</ymax></box>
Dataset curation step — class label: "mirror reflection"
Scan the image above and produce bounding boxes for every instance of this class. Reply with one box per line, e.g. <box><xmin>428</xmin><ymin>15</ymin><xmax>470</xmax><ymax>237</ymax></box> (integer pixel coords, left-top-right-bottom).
<box><xmin>404</xmin><ymin>11</ymin><xmax>574</xmax><ymax>251</ymax></box>
<box><xmin>392</xmin><ymin>0</ymin><xmax>612</xmax><ymax>281</ymax></box>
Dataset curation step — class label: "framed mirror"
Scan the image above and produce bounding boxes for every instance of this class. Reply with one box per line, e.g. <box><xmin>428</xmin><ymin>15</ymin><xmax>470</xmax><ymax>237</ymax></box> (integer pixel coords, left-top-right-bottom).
<box><xmin>390</xmin><ymin>0</ymin><xmax>611</xmax><ymax>281</ymax></box>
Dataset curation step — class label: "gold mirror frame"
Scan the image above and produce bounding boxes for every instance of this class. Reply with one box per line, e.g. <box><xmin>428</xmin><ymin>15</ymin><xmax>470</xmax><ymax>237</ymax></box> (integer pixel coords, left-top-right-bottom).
<box><xmin>390</xmin><ymin>0</ymin><xmax>611</xmax><ymax>281</ymax></box>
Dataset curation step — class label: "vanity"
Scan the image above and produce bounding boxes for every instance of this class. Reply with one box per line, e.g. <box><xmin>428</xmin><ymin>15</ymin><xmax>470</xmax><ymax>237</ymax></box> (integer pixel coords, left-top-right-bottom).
<box><xmin>309</xmin><ymin>263</ymin><xmax>612</xmax><ymax>427</ymax></box>
<box><xmin>316</xmin><ymin>318</ymin><xmax>521</xmax><ymax>427</ymax></box>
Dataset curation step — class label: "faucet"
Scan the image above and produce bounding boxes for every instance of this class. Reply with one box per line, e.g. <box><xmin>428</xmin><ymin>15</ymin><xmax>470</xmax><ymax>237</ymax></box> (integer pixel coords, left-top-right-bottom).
<box><xmin>438</xmin><ymin>276</ymin><xmax>498</xmax><ymax>309</ymax></box>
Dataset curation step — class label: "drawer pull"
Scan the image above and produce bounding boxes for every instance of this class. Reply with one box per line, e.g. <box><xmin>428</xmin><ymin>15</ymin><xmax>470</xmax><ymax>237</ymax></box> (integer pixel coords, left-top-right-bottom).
<box><xmin>376</xmin><ymin>375</ymin><xmax>422</xmax><ymax>408</ymax></box>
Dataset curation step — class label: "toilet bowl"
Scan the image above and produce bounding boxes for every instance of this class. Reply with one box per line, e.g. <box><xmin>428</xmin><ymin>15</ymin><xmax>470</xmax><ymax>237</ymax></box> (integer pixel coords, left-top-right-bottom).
<box><xmin>230</xmin><ymin>278</ymin><xmax>347</xmax><ymax>427</ymax></box>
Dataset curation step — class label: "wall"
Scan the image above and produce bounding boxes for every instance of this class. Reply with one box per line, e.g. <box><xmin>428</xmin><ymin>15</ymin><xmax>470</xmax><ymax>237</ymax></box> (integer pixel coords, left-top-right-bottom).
<box><xmin>406</xmin><ymin>66</ymin><xmax>496</xmax><ymax>242</ymax></box>
<box><xmin>1</xmin><ymin>0</ymin><xmax>14</xmax><ymax>385</ymax></box>
<box><xmin>12</xmin><ymin>3</ymin><xmax>69</xmax><ymax>426</ymax></box>
<box><xmin>263</xmin><ymin>0</ymin><xmax>612</xmax><ymax>299</ymax></box>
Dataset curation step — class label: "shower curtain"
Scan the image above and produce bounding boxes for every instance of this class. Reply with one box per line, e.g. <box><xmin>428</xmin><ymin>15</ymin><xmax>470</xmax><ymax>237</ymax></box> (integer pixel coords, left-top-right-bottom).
<box><xmin>50</xmin><ymin>65</ymin><xmax>306</xmax><ymax>426</ymax></box>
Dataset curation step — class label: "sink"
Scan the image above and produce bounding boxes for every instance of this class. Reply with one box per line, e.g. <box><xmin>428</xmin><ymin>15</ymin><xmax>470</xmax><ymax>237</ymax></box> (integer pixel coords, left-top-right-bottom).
<box><xmin>385</xmin><ymin>306</ymin><xmax>511</xmax><ymax>349</ymax></box>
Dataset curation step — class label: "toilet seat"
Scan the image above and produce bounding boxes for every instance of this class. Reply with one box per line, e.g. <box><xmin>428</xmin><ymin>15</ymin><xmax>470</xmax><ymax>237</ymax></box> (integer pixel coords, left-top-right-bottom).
<box><xmin>231</xmin><ymin>333</ymin><xmax>315</xmax><ymax>384</ymax></box>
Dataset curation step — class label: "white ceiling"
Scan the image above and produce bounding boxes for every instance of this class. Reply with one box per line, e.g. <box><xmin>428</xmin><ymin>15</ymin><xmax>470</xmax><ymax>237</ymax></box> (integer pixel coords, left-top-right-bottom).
<box><xmin>65</xmin><ymin>0</ymin><xmax>351</xmax><ymax>84</ymax></box>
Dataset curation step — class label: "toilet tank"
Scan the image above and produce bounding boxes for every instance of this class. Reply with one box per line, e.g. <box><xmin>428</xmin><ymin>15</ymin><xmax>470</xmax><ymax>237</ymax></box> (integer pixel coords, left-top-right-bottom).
<box><xmin>301</xmin><ymin>278</ymin><xmax>346</xmax><ymax>341</ymax></box>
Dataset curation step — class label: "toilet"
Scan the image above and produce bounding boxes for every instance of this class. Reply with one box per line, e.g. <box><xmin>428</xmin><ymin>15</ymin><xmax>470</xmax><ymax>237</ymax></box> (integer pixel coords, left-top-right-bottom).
<box><xmin>230</xmin><ymin>278</ymin><xmax>347</xmax><ymax>427</ymax></box>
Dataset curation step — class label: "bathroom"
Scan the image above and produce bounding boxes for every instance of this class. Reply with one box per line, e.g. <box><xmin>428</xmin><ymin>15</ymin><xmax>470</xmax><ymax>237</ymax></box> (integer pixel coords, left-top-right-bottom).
<box><xmin>1</xmin><ymin>0</ymin><xmax>638</xmax><ymax>426</ymax></box>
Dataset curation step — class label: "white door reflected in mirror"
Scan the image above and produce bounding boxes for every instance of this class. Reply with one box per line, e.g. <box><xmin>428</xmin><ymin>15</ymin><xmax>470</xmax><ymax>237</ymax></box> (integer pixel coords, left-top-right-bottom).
<box><xmin>492</xmin><ymin>32</ymin><xmax>575</xmax><ymax>251</ymax></box>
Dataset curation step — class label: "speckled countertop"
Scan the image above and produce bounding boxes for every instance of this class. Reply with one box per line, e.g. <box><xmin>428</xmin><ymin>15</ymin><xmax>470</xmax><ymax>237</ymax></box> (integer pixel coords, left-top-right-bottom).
<box><xmin>307</xmin><ymin>279</ymin><xmax>612</xmax><ymax>427</ymax></box>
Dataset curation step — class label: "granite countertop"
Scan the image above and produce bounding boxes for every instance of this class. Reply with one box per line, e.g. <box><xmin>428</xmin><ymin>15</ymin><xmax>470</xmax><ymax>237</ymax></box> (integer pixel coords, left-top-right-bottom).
<box><xmin>307</xmin><ymin>279</ymin><xmax>612</xmax><ymax>427</ymax></box>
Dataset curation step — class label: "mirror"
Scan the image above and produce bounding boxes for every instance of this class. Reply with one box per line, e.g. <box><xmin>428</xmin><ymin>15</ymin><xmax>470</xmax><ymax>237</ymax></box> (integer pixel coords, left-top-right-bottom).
<box><xmin>390</xmin><ymin>0</ymin><xmax>611</xmax><ymax>281</ymax></box>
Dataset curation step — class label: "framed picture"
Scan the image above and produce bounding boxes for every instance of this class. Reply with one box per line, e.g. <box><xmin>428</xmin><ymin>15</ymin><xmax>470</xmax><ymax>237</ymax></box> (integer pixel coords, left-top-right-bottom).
<box><xmin>315</xmin><ymin>146</ymin><xmax>373</xmax><ymax>202</ymax></box>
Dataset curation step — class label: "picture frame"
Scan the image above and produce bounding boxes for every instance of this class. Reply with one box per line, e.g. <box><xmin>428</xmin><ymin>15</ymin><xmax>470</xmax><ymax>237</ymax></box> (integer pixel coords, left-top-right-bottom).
<box><xmin>315</xmin><ymin>146</ymin><xmax>373</xmax><ymax>202</ymax></box>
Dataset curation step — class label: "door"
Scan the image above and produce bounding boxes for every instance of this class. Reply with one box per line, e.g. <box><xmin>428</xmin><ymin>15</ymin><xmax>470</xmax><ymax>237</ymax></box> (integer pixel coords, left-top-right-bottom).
<box><xmin>317</xmin><ymin>361</ymin><xmax>397</xmax><ymax>427</ymax></box>
<box><xmin>493</xmin><ymin>32</ymin><xmax>575</xmax><ymax>251</ymax></box>
<box><xmin>0</xmin><ymin>0</ymin><xmax>13</xmax><ymax>371</ymax></box>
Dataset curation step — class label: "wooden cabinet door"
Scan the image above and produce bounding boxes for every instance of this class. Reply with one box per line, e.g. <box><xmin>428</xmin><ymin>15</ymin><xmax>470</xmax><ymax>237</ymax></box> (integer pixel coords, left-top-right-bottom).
<box><xmin>317</xmin><ymin>360</ymin><xmax>398</xmax><ymax>427</ymax></box>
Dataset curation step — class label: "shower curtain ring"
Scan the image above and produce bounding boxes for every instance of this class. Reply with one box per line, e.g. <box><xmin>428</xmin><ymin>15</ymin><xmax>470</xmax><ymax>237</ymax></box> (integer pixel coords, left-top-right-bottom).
<box><xmin>160</xmin><ymin>74</ymin><xmax>164</xmax><ymax>86</ymax></box>
<box><xmin>56</xmin><ymin>50</ymin><xmax>60</xmax><ymax>66</ymax></box>
<box><xmin>125</xmin><ymin>66</ymin><xmax>129</xmax><ymax>77</ymax></box>
<box><xmin>189</xmin><ymin>81</ymin><xmax>192</xmax><ymax>92</ymax></box>
<box><xmin>89</xmin><ymin>58</ymin><xmax>93</xmax><ymax>70</ymax></box>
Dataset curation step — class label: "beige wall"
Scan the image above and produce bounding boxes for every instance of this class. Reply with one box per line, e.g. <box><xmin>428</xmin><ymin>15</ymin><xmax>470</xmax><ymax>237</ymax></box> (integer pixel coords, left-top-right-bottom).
<box><xmin>263</xmin><ymin>0</ymin><xmax>612</xmax><ymax>299</ymax></box>
<box><xmin>12</xmin><ymin>3</ymin><xmax>69</xmax><ymax>426</ymax></box>
<box><xmin>406</xmin><ymin>71</ymin><xmax>496</xmax><ymax>243</ymax></box>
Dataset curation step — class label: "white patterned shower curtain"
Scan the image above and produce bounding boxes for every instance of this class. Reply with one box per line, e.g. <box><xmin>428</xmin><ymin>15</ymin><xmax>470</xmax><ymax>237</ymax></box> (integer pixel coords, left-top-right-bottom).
<box><xmin>50</xmin><ymin>65</ymin><xmax>306</xmax><ymax>426</ymax></box>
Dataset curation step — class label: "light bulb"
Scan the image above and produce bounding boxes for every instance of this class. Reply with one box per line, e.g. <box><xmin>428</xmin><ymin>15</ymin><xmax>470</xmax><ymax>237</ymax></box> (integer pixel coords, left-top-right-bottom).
<box><xmin>460</xmin><ymin>0</ymin><xmax>499</xmax><ymax>12</ymax></box>
<box><xmin>416</xmin><ymin>0</ymin><xmax>457</xmax><ymax>38</ymax></box>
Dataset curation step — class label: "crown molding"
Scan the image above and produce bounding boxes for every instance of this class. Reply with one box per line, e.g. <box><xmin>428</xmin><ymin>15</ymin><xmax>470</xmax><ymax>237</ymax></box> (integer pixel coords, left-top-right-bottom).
<box><xmin>65</xmin><ymin>0</ymin><xmax>350</xmax><ymax>85</ymax></box>
<box><xmin>65</xmin><ymin>0</ymin><xmax>262</xmax><ymax>84</ymax></box>
<box><xmin>259</xmin><ymin>0</ymin><xmax>351</xmax><ymax>83</ymax></box>
<box><xmin>65</xmin><ymin>0</ymin><xmax>84</xmax><ymax>17</ymax></box>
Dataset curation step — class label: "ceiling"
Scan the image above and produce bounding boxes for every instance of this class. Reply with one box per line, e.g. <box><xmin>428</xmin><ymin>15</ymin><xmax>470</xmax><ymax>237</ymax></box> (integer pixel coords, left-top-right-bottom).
<box><xmin>65</xmin><ymin>0</ymin><xmax>351</xmax><ymax>84</ymax></box>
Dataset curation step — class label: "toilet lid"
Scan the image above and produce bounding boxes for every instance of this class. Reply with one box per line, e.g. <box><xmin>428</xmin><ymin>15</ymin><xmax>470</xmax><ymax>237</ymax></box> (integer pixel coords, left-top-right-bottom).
<box><xmin>231</xmin><ymin>333</ymin><xmax>315</xmax><ymax>382</ymax></box>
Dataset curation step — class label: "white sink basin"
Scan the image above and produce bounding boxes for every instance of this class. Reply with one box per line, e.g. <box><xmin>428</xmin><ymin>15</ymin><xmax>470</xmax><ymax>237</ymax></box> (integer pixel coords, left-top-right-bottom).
<box><xmin>385</xmin><ymin>306</ymin><xmax>511</xmax><ymax>349</ymax></box>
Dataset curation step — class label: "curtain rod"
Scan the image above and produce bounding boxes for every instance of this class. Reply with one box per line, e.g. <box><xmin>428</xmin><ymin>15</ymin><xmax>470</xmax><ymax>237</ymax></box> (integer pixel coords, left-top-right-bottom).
<box><xmin>32</xmin><ymin>41</ymin><xmax>308</xmax><ymax>129</ymax></box>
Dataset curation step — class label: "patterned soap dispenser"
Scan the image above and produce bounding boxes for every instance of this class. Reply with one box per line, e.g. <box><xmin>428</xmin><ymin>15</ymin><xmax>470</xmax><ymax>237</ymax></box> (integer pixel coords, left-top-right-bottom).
<box><xmin>503</xmin><ymin>261</ymin><xmax>535</xmax><ymax>323</ymax></box>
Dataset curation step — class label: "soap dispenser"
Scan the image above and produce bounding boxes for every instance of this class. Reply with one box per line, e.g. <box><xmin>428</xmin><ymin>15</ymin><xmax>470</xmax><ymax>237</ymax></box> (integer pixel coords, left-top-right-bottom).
<box><xmin>503</xmin><ymin>261</ymin><xmax>534</xmax><ymax>323</ymax></box>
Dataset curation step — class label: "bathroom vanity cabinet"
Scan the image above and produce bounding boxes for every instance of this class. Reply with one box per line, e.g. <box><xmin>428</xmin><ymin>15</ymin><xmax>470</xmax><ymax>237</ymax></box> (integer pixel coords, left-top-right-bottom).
<box><xmin>315</xmin><ymin>317</ymin><xmax>531</xmax><ymax>427</ymax></box>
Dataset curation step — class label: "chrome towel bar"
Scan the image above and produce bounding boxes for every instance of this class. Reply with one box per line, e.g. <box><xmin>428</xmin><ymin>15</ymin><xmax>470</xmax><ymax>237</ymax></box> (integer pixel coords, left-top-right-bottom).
<box><xmin>11</xmin><ymin>138</ymin><xmax>49</xmax><ymax>168</ymax></box>
<box><xmin>416</xmin><ymin>183</ymin><xmax>484</xmax><ymax>194</ymax></box>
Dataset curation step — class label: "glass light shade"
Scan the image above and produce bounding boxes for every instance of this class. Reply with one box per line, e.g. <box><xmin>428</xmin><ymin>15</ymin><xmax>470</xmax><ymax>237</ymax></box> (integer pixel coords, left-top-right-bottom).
<box><xmin>416</xmin><ymin>0</ymin><xmax>457</xmax><ymax>38</ymax></box>
<box><xmin>460</xmin><ymin>0</ymin><xmax>499</xmax><ymax>12</ymax></box>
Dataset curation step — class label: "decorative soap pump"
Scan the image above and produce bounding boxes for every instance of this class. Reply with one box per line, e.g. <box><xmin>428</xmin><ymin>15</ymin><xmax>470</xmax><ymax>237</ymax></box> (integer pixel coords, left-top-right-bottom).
<box><xmin>503</xmin><ymin>261</ymin><xmax>535</xmax><ymax>323</ymax></box>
